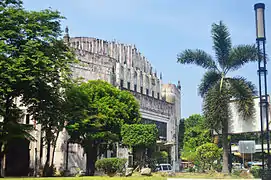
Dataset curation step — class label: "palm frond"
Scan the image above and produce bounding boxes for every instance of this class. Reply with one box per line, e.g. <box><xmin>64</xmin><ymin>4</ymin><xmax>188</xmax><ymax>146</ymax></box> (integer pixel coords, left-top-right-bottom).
<box><xmin>203</xmin><ymin>85</ymin><xmax>231</xmax><ymax>133</ymax></box>
<box><xmin>227</xmin><ymin>77</ymin><xmax>257</xmax><ymax>119</ymax></box>
<box><xmin>177</xmin><ymin>49</ymin><xmax>217</xmax><ymax>69</ymax></box>
<box><xmin>198</xmin><ymin>70</ymin><xmax>221</xmax><ymax>97</ymax></box>
<box><xmin>211</xmin><ymin>21</ymin><xmax>232</xmax><ymax>70</ymax></box>
<box><xmin>227</xmin><ymin>45</ymin><xmax>258</xmax><ymax>72</ymax></box>
<box><xmin>0</xmin><ymin>121</ymin><xmax>35</xmax><ymax>142</ymax></box>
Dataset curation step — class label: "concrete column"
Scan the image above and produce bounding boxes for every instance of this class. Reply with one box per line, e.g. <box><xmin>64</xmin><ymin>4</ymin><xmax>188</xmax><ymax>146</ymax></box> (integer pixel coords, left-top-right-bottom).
<box><xmin>87</xmin><ymin>41</ymin><xmax>90</xmax><ymax>52</ymax></box>
<box><xmin>118</xmin><ymin>44</ymin><xmax>122</xmax><ymax>63</ymax></box>
<box><xmin>110</xmin><ymin>42</ymin><xmax>113</xmax><ymax>57</ymax></box>
<box><xmin>91</xmin><ymin>40</ymin><xmax>94</xmax><ymax>53</ymax></box>
<box><xmin>101</xmin><ymin>40</ymin><xmax>104</xmax><ymax>54</ymax></box>
<box><xmin>96</xmin><ymin>39</ymin><xmax>99</xmax><ymax>53</ymax></box>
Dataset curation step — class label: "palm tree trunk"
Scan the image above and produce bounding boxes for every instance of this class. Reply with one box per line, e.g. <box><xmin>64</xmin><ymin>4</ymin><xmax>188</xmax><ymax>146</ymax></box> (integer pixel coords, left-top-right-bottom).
<box><xmin>221</xmin><ymin>119</ymin><xmax>229</xmax><ymax>174</ymax></box>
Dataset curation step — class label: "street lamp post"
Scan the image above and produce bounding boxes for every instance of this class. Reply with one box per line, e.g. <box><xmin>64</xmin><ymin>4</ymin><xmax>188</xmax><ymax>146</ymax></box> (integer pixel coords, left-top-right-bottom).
<box><xmin>254</xmin><ymin>3</ymin><xmax>270</xmax><ymax>171</ymax></box>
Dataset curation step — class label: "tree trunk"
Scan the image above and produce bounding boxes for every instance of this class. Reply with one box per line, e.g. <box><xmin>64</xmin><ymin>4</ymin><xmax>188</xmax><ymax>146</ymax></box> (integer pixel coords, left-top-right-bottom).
<box><xmin>43</xmin><ymin>140</ymin><xmax>51</xmax><ymax>176</ymax></box>
<box><xmin>50</xmin><ymin>131</ymin><xmax>60</xmax><ymax>168</ymax></box>
<box><xmin>0</xmin><ymin>154</ymin><xmax>5</xmax><ymax>178</ymax></box>
<box><xmin>221</xmin><ymin>120</ymin><xmax>229</xmax><ymax>174</ymax></box>
<box><xmin>0</xmin><ymin>143</ymin><xmax>3</xmax><ymax>178</ymax></box>
<box><xmin>0</xmin><ymin>97</ymin><xmax>12</xmax><ymax>178</ymax></box>
<box><xmin>0</xmin><ymin>151</ymin><xmax>4</xmax><ymax>178</ymax></box>
<box><xmin>86</xmin><ymin>145</ymin><xmax>97</xmax><ymax>176</ymax></box>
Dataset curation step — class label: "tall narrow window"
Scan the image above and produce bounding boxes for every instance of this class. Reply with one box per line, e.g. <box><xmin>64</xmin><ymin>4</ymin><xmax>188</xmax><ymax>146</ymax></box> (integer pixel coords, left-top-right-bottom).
<box><xmin>26</xmin><ymin>114</ymin><xmax>30</xmax><ymax>124</ymax></box>
<box><xmin>134</xmin><ymin>84</ymin><xmax>137</xmax><ymax>92</ymax></box>
<box><xmin>146</xmin><ymin>89</ymin><xmax>149</xmax><ymax>95</ymax></box>
<box><xmin>140</xmin><ymin>87</ymin><xmax>143</xmax><ymax>94</ymax></box>
<box><xmin>152</xmin><ymin>91</ymin><xmax>154</xmax><ymax>97</ymax></box>
<box><xmin>120</xmin><ymin>79</ymin><xmax>124</xmax><ymax>88</ymax></box>
<box><xmin>127</xmin><ymin>82</ymin><xmax>130</xmax><ymax>90</ymax></box>
<box><xmin>157</xmin><ymin>92</ymin><xmax>160</xmax><ymax>99</ymax></box>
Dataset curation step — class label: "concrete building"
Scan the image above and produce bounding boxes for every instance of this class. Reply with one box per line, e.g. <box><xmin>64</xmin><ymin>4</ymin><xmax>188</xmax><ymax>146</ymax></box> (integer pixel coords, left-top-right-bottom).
<box><xmin>18</xmin><ymin>27</ymin><xmax>181</xmax><ymax>174</ymax></box>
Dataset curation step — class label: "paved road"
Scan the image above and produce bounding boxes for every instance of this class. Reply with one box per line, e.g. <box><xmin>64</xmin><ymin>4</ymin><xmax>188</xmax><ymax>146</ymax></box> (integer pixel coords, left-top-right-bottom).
<box><xmin>168</xmin><ymin>179</ymin><xmax>261</xmax><ymax>180</ymax></box>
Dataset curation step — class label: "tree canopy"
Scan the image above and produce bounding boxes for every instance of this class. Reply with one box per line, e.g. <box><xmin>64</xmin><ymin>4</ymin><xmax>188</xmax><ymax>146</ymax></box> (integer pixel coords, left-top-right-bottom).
<box><xmin>177</xmin><ymin>21</ymin><xmax>258</xmax><ymax>173</ymax></box>
<box><xmin>0</xmin><ymin>0</ymin><xmax>76</xmax><ymax>176</ymax></box>
<box><xmin>121</xmin><ymin>123</ymin><xmax>158</xmax><ymax>168</ymax></box>
<box><xmin>65</xmin><ymin>80</ymin><xmax>141</xmax><ymax>175</ymax></box>
<box><xmin>121</xmin><ymin>124</ymin><xmax>158</xmax><ymax>148</ymax></box>
<box><xmin>181</xmin><ymin>114</ymin><xmax>211</xmax><ymax>162</ymax></box>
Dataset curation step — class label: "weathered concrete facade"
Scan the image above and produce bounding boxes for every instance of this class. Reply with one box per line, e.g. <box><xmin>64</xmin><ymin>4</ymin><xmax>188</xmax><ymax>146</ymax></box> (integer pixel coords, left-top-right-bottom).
<box><xmin>26</xmin><ymin>28</ymin><xmax>181</xmax><ymax>174</ymax></box>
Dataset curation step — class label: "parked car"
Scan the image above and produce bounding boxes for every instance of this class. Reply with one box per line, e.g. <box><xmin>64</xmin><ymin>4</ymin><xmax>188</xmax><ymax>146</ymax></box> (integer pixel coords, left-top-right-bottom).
<box><xmin>155</xmin><ymin>163</ymin><xmax>173</xmax><ymax>172</ymax></box>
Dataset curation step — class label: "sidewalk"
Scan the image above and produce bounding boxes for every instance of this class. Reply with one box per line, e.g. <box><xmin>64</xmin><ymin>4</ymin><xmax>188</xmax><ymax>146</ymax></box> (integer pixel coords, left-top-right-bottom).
<box><xmin>168</xmin><ymin>179</ymin><xmax>261</xmax><ymax>180</ymax></box>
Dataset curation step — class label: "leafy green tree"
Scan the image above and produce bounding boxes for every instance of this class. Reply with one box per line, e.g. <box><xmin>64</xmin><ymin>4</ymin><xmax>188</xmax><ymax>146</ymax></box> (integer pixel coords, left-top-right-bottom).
<box><xmin>184</xmin><ymin>114</ymin><xmax>206</xmax><ymax>129</ymax></box>
<box><xmin>181</xmin><ymin>114</ymin><xmax>211</xmax><ymax>162</ymax></box>
<box><xmin>0</xmin><ymin>0</ymin><xmax>75</xmax><ymax>176</ymax></box>
<box><xmin>177</xmin><ymin>21</ymin><xmax>258</xmax><ymax>173</ymax></box>
<box><xmin>121</xmin><ymin>124</ymin><xmax>158</xmax><ymax>167</ymax></box>
<box><xmin>65</xmin><ymin>80</ymin><xmax>141</xmax><ymax>176</ymax></box>
<box><xmin>27</xmin><ymin>84</ymin><xmax>70</xmax><ymax>176</ymax></box>
<box><xmin>196</xmin><ymin>143</ymin><xmax>222</xmax><ymax>171</ymax></box>
<box><xmin>152</xmin><ymin>151</ymin><xmax>168</xmax><ymax>164</ymax></box>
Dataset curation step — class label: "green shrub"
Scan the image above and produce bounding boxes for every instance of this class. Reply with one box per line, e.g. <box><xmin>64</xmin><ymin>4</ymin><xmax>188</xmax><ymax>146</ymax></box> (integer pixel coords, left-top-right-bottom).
<box><xmin>188</xmin><ymin>167</ymin><xmax>195</xmax><ymax>172</ymax></box>
<box><xmin>232</xmin><ymin>169</ymin><xmax>242</xmax><ymax>177</ymax></box>
<box><xmin>95</xmin><ymin>158</ymin><xmax>127</xmax><ymax>176</ymax></box>
<box><xmin>213</xmin><ymin>163</ymin><xmax>222</xmax><ymax>172</ymax></box>
<box><xmin>251</xmin><ymin>166</ymin><xmax>261</xmax><ymax>178</ymax></box>
<box><xmin>196</xmin><ymin>143</ymin><xmax>222</xmax><ymax>171</ymax></box>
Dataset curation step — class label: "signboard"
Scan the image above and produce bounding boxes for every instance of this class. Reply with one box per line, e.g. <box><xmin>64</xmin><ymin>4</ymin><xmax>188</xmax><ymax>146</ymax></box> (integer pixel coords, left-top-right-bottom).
<box><xmin>238</xmin><ymin>140</ymin><xmax>256</xmax><ymax>154</ymax></box>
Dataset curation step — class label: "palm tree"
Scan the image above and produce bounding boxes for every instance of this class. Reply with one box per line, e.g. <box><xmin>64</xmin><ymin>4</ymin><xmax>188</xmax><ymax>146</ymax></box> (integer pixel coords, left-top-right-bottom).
<box><xmin>177</xmin><ymin>21</ymin><xmax>258</xmax><ymax>174</ymax></box>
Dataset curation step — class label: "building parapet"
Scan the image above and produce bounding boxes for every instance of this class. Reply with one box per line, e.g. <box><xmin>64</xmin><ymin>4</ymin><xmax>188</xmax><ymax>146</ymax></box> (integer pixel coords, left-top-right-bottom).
<box><xmin>122</xmin><ymin>88</ymin><xmax>174</xmax><ymax>117</ymax></box>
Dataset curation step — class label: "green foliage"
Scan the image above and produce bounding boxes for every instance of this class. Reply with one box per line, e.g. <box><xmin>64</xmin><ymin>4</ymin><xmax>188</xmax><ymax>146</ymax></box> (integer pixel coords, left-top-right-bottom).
<box><xmin>196</xmin><ymin>143</ymin><xmax>222</xmax><ymax>171</ymax></box>
<box><xmin>177</xmin><ymin>21</ymin><xmax>258</xmax><ymax>173</ymax></box>
<box><xmin>152</xmin><ymin>151</ymin><xmax>168</xmax><ymax>164</ymax></box>
<box><xmin>121</xmin><ymin>124</ymin><xmax>158</xmax><ymax>148</ymax></box>
<box><xmin>121</xmin><ymin>124</ymin><xmax>158</xmax><ymax>168</ymax></box>
<box><xmin>0</xmin><ymin>0</ymin><xmax>75</xmax><ymax>175</ymax></box>
<box><xmin>250</xmin><ymin>166</ymin><xmax>261</xmax><ymax>178</ymax></box>
<box><xmin>231</xmin><ymin>132</ymin><xmax>259</xmax><ymax>144</ymax></box>
<box><xmin>181</xmin><ymin>114</ymin><xmax>211</xmax><ymax>162</ymax></box>
<box><xmin>213</xmin><ymin>163</ymin><xmax>222</xmax><ymax>172</ymax></box>
<box><xmin>160</xmin><ymin>151</ymin><xmax>168</xmax><ymax>160</ymax></box>
<box><xmin>0</xmin><ymin>1</ymin><xmax>75</xmax><ymax>176</ymax></box>
<box><xmin>95</xmin><ymin>158</ymin><xmax>127</xmax><ymax>176</ymax></box>
<box><xmin>65</xmin><ymin>80</ymin><xmax>140</xmax><ymax>175</ymax></box>
<box><xmin>184</xmin><ymin>114</ymin><xmax>205</xmax><ymax>129</ymax></box>
<box><xmin>66</xmin><ymin>80</ymin><xmax>141</xmax><ymax>145</ymax></box>
<box><xmin>0</xmin><ymin>107</ymin><xmax>34</xmax><ymax>143</ymax></box>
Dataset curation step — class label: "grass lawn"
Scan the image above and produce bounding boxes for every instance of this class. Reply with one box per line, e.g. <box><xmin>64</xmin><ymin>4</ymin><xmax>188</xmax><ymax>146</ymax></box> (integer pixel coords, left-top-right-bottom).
<box><xmin>5</xmin><ymin>177</ymin><xmax>165</xmax><ymax>180</ymax></box>
<box><xmin>3</xmin><ymin>172</ymin><xmax>256</xmax><ymax>180</ymax></box>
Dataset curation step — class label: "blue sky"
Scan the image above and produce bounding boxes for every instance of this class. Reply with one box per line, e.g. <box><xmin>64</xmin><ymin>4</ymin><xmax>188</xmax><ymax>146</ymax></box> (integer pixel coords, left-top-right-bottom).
<box><xmin>23</xmin><ymin>0</ymin><xmax>271</xmax><ymax>118</ymax></box>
